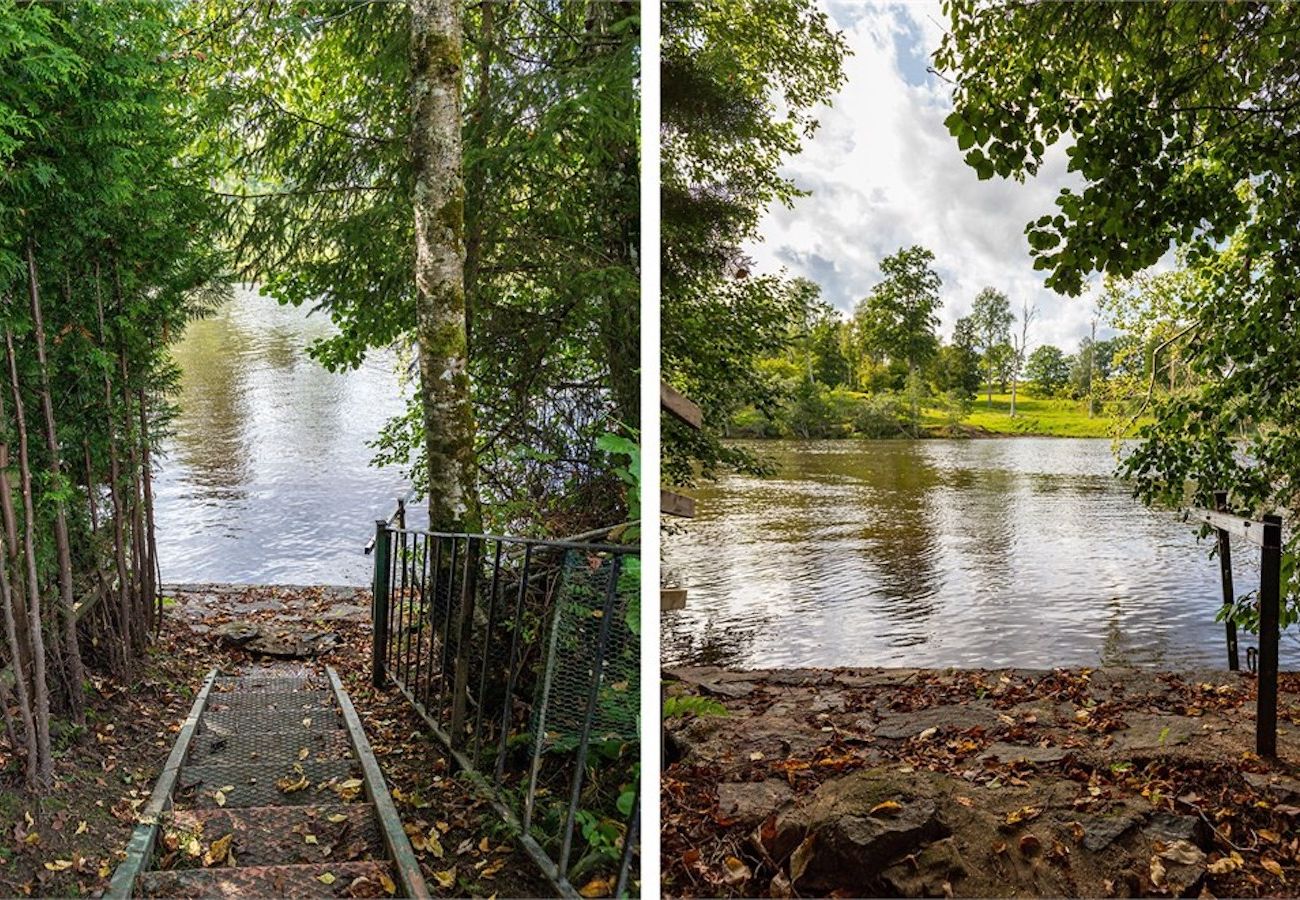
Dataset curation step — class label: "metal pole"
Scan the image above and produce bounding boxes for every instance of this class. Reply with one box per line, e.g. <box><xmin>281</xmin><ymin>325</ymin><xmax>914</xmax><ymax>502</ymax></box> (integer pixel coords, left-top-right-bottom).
<box><xmin>372</xmin><ymin>519</ymin><xmax>391</xmax><ymax>688</ymax></box>
<box><xmin>1214</xmin><ymin>491</ymin><xmax>1239</xmax><ymax>671</ymax></box>
<box><xmin>1257</xmin><ymin>514</ymin><xmax>1282</xmax><ymax>758</ymax></box>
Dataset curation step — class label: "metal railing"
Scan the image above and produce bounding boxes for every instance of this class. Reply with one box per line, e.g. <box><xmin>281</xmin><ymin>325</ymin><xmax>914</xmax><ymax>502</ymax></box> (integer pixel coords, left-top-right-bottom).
<box><xmin>1190</xmin><ymin>497</ymin><xmax>1283</xmax><ymax>758</ymax></box>
<box><xmin>370</xmin><ymin>517</ymin><xmax>640</xmax><ymax>898</ymax></box>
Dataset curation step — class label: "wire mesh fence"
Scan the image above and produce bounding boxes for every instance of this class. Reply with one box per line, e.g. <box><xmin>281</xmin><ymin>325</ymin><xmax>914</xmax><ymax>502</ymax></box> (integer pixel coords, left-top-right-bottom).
<box><xmin>370</xmin><ymin>522</ymin><xmax>640</xmax><ymax>898</ymax></box>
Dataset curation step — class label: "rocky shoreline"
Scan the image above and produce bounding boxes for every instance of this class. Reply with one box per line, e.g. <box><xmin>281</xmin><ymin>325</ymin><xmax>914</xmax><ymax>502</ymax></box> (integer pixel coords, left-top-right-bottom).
<box><xmin>662</xmin><ymin>665</ymin><xmax>1300</xmax><ymax>898</ymax></box>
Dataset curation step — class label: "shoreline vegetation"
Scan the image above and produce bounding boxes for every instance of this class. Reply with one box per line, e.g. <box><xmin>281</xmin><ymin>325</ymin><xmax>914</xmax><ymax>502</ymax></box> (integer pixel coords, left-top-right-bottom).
<box><xmin>730</xmin><ymin>392</ymin><xmax>1141</xmax><ymax>441</ymax></box>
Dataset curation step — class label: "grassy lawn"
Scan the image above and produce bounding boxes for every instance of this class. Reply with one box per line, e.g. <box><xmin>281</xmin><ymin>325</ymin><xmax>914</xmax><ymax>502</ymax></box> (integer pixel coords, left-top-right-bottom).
<box><xmin>924</xmin><ymin>392</ymin><xmax>1135</xmax><ymax>438</ymax></box>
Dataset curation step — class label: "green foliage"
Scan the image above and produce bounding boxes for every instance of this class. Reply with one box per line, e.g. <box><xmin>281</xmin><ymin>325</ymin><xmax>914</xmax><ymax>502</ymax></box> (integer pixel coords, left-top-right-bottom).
<box><xmin>661</xmin><ymin>0</ymin><xmax>848</xmax><ymax>487</ymax></box>
<box><xmin>853</xmin><ymin>246</ymin><xmax>942</xmax><ymax>379</ymax></box>
<box><xmin>662</xmin><ymin>695</ymin><xmax>728</xmax><ymax>720</ymax></box>
<box><xmin>940</xmin><ymin>1</ymin><xmax>1300</xmax><ymax>621</ymax></box>
<box><xmin>1025</xmin><ymin>345</ymin><xmax>1071</xmax><ymax>397</ymax></box>
<box><xmin>190</xmin><ymin>0</ymin><xmax>639</xmax><ymax>535</ymax></box>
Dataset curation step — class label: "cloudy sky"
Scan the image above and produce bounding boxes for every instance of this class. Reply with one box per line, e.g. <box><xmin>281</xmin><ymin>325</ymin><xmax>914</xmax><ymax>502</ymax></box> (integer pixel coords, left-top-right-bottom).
<box><xmin>747</xmin><ymin>1</ymin><xmax>1107</xmax><ymax>351</ymax></box>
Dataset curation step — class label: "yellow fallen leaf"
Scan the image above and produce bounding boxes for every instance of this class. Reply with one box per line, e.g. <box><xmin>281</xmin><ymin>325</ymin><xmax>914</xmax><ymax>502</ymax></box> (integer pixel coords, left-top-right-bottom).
<box><xmin>44</xmin><ymin>860</ymin><xmax>74</xmax><ymax>872</ymax></box>
<box><xmin>299</xmin><ymin>747</ymin><xmax>310</xmax><ymax>761</ymax></box>
<box><xmin>722</xmin><ymin>855</ymin><xmax>751</xmax><ymax>886</ymax></box>
<box><xmin>427</xmin><ymin>830</ymin><xmax>445</xmax><ymax>859</ymax></box>
<box><xmin>433</xmin><ymin>868</ymin><xmax>456</xmax><ymax>889</ymax></box>
<box><xmin>479</xmin><ymin>836</ymin><xmax>490</xmax><ymax>853</ymax></box>
<box><xmin>1207</xmin><ymin>852</ymin><xmax>1243</xmax><ymax>875</ymax></box>
<box><xmin>327</xmin><ymin>814</ymin><xmax>348</xmax><ymax>823</ymax></box>
<box><xmin>579</xmin><ymin>875</ymin><xmax>613</xmax><ymax>897</ymax></box>
<box><xmin>303</xmin><ymin>717</ymin><xmax>312</xmax><ymax>728</ymax></box>
<box><xmin>379</xmin><ymin>872</ymin><xmax>397</xmax><ymax>895</ymax></box>
<box><xmin>97</xmin><ymin>861</ymin><xmax>112</xmax><ymax>878</ymax></box>
<box><xmin>277</xmin><ymin>773</ymin><xmax>310</xmax><ymax>794</ymax></box>
<box><xmin>214</xmin><ymin>790</ymin><xmax>226</xmax><ymax>807</ymax></box>
<box><xmin>870</xmin><ymin>800</ymin><xmax>904</xmax><ymax>817</ymax></box>
<box><xmin>305</xmin><ymin>834</ymin><xmax>318</xmax><ymax>845</ymax></box>
<box><xmin>203</xmin><ymin>833</ymin><xmax>232</xmax><ymax>867</ymax></box>
<box><xmin>185</xmin><ymin>836</ymin><xmax>201</xmax><ymax>857</ymax></box>
<box><xmin>1262</xmin><ymin>858</ymin><xmax>1286</xmax><ymax>880</ymax></box>
<box><xmin>74</xmin><ymin>821</ymin><xmax>88</xmax><ymax>836</ymax></box>
<box><xmin>318</xmin><ymin>872</ymin><xmax>336</xmax><ymax>885</ymax></box>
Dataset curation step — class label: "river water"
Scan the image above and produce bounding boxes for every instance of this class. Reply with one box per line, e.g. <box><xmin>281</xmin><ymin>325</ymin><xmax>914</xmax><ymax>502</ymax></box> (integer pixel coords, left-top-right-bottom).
<box><xmin>153</xmin><ymin>286</ymin><xmax>419</xmax><ymax>585</ymax></box>
<box><xmin>663</xmin><ymin>438</ymin><xmax>1298</xmax><ymax>671</ymax></box>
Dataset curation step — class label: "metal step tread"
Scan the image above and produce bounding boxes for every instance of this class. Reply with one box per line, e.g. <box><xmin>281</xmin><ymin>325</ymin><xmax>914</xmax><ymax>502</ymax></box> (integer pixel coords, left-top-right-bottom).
<box><xmin>137</xmin><ymin>860</ymin><xmax>395</xmax><ymax>898</ymax></box>
<box><xmin>203</xmin><ymin>690</ymin><xmax>337</xmax><ymax>713</ymax></box>
<box><xmin>160</xmin><ymin>803</ymin><xmax>384</xmax><ymax>868</ymax></box>
<box><xmin>176</xmin><ymin>760</ymin><xmax>365</xmax><ymax>808</ymax></box>
<box><xmin>197</xmin><ymin>708</ymin><xmax>346</xmax><ymax>736</ymax></box>
<box><xmin>187</xmin><ymin>728</ymin><xmax>355</xmax><ymax>766</ymax></box>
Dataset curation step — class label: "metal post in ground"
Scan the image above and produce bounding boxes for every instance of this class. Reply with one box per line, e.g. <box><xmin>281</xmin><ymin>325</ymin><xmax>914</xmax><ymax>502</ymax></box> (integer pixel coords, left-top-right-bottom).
<box><xmin>1257</xmin><ymin>514</ymin><xmax>1282</xmax><ymax>758</ymax></box>
<box><xmin>1214</xmin><ymin>491</ymin><xmax>1239</xmax><ymax>671</ymax></box>
<box><xmin>372</xmin><ymin>519</ymin><xmax>392</xmax><ymax>688</ymax></box>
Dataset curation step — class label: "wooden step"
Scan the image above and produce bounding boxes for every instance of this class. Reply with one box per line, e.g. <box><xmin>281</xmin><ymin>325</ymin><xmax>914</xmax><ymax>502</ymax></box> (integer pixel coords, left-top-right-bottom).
<box><xmin>137</xmin><ymin>860</ymin><xmax>395</xmax><ymax>898</ymax></box>
<box><xmin>159</xmin><ymin>803</ymin><xmax>383</xmax><ymax>867</ymax></box>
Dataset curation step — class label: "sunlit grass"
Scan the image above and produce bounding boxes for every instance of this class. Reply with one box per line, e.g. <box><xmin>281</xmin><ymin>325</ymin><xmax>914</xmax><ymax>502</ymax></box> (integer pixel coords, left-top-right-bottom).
<box><xmin>923</xmin><ymin>392</ymin><xmax>1142</xmax><ymax>438</ymax></box>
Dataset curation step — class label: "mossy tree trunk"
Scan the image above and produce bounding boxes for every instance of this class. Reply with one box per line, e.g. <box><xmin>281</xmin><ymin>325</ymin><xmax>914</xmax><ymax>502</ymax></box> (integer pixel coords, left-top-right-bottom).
<box><xmin>410</xmin><ymin>0</ymin><xmax>480</xmax><ymax>532</ymax></box>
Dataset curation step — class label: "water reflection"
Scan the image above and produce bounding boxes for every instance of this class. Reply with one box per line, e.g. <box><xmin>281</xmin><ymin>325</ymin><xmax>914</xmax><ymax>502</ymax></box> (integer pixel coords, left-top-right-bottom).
<box><xmin>663</xmin><ymin>438</ymin><xmax>1292</xmax><ymax>671</ymax></box>
<box><xmin>153</xmin><ymin>287</ymin><xmax>418</xmax><ymax>585</ymax></box>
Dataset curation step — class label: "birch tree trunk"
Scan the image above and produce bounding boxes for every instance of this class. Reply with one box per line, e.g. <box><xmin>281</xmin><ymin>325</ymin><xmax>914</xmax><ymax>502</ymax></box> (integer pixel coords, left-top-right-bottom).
<box><xmin>410</xmin><ymin>0</ymin><xmax>480</xmax><ymax>532</ymax></box>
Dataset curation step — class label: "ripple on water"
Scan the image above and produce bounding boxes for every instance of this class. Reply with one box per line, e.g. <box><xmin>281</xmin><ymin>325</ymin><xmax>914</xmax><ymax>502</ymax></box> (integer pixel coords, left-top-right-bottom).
<box><xmin>663</xmin><ymin>438</ymin><xmax>1291</xmax><ymax>671</ymax></box>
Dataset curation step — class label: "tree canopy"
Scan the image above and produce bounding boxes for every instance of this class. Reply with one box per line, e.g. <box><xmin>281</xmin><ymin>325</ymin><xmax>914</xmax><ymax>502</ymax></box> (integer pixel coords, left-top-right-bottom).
<box><xmin>660</xmin><ymin>0</ymin><xmax>847</xmax><ymax>486</ymax></box>
<box><xmin>940</xmin><ymin>1</ymin><xmax>1300</xmax><ymax>616</ymax></box>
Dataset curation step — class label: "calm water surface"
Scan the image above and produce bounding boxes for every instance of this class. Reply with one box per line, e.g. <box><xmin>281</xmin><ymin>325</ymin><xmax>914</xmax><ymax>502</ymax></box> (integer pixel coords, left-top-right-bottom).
<box><xmin>153</xmin><ymin>287</ymin><xmax>420</xmax><ymax>585</ymax></box>
<box><xmin>663</xmin><ymin>439</ymin><xmax>1297</xmax><ymax>670</ymax></box>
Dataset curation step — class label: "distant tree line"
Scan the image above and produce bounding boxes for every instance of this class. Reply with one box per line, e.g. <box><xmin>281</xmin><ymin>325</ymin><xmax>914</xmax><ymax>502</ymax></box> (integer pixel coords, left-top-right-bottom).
<box><xmin>733</xmin><ymin>245</ymin><xmax>1154</xmax><ymax>440</ymax></box>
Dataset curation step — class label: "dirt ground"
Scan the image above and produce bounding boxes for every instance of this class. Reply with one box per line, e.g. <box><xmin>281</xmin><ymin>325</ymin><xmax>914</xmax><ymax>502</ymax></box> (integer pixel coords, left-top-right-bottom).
<box><xmin>663</xmin><ymin>665</ymin><xmax>1300</xmax><ymax>898</ymax></box>
<box><xmin>0</xmin><ymin>584</ymin><xmax>551</xmax><ymax>898</ymax></box>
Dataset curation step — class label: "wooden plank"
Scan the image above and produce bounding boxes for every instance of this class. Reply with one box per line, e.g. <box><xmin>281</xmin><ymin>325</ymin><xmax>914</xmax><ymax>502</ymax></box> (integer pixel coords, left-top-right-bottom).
<box><xmin>1191</xmin><ymin>508</ymin><xmax>1269</xmax><ymax>547</ymax></box>
<box><xmin>661</xmin><ymin>588</ymin><xmax>687</xmax><ymax>611</ymax></box>
<box><xmin>660</xmin><ymin>381</ymin><xmax>703</xmax><ymax>429</ymax></box>
<box><xmin>107</xmin><ymin>668</ymin><xmax>218</xmax><ymax>899</ymax></box>
<box><xmin>661</xmin><ymin>489</ymin><xmax>696</xmax><ymax>519</ymax></box>
<box><xmin>326</xmin><ymin>667</ymin><xmax>430</xmax><ymax>900</ymax></box>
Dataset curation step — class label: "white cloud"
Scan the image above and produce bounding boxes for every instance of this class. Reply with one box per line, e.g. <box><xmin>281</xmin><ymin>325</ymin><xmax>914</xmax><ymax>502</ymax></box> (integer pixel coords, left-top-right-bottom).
<box><xmin>748</xmin><ymin>1</ymin><xmax>1107</xmax><ymax>353</ymax></box>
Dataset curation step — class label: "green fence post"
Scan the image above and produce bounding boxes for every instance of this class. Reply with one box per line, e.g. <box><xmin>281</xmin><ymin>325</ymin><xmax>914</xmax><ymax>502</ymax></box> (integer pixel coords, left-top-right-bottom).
<box><xmin>372</xmin><ymin>519</ymin><xmax>392</xmax><ymax>688</ymax></box>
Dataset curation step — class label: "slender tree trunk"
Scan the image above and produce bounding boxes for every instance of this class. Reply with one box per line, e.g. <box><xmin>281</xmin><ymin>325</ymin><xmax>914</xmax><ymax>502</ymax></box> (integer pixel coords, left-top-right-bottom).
<box><xmin>0</xmin><ymin>429</ymin><xmax>38</xmax><ymax>786</ymax></box>
<box><xmin>137</xmin><ymin>387</ymin><xmax>158</xmax><ymax>630</ymax></box>
<box><xmin>95</xmin><ymin>268</ymin><xmax>132</xmax><ymax>662</ymax></box>
<box><xmin>1088</xmin><ymin>317</ymin><xmax>1097</xmax><ymax>419</ymax></box>
<box><xmin>28</xmin><ymin>247</ymin><xmax>85</xmax><ymax>725</ymax></box>
<box><xmin>5</xmin><ymin>329</ymin><xmax>51</xmax><ymax>786</ymax></box>
<box><xmin>410</xmin><ymin>0</ymin><xmax>480</xmax><ymax>532</ymax></box>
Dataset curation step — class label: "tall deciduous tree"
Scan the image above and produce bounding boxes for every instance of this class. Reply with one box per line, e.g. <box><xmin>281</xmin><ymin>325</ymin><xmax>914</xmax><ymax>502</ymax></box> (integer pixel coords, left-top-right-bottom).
<box><xmin>410</xmin><ymin>0</ymin><xmax>478</xmax><ymax>531</ymax></box>
<box><xmin>194</xmin><ymin>1</ymin><xmax>638</xmax><ymax>533</ymax></box>
<box><xmin>854</xmin><ymin>245</ymin><xmax>942</xmax><ymax>423</ymax></box>
<box><xmin>969</xmin><ymin>287</ymin><xmax>1013</xmax><ymax>408</ymax></box>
